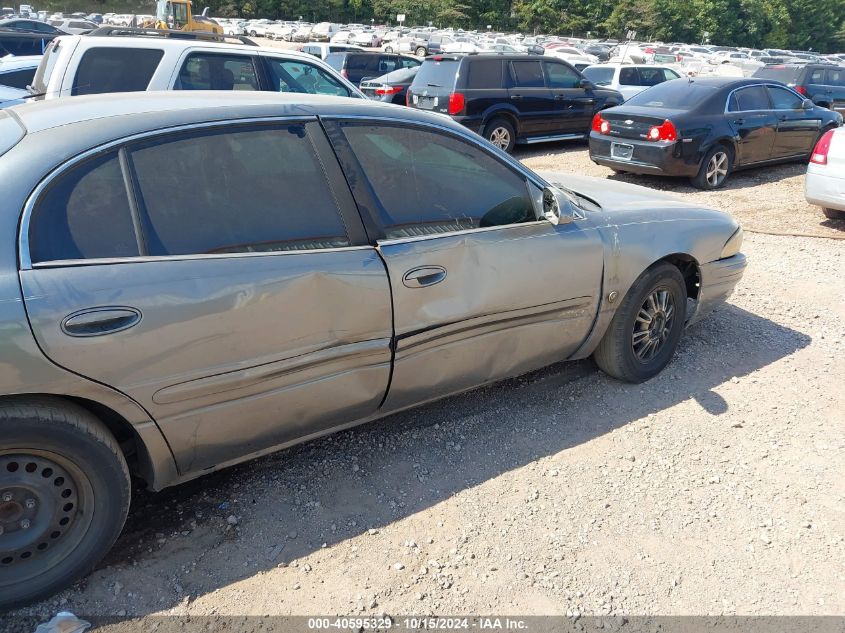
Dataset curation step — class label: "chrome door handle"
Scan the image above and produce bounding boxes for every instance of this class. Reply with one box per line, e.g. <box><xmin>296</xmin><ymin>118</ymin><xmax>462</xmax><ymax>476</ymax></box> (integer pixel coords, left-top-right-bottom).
<box><xmin>402</xmin><ymin>266</ymin><xmax>447</xmax><ymax>288</ymax></box>
<box><xmin>61</xmin><ymin>307</ymin><xmax>142</xmax><ymax>337</ymax></box>
<box><xmin>510</xmin><ymin>94</ymin><xmax>523</xmax><ymax>100</ymax></box>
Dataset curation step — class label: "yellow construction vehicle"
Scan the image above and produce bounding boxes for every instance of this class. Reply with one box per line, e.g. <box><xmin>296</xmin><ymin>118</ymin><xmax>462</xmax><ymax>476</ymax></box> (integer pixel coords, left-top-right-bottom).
<box><xmin>141</xmin><ymin>0</ymin><xmax>222</xmax><ymax>34</ymax></box>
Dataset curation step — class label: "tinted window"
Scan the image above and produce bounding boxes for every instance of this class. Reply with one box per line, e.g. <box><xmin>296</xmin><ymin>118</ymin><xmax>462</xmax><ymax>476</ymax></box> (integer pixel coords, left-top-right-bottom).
<box><xmin>619</xmin><ymin>67</ymin><xmax>640</xmax><ymax>85</ymax></box>
<box><xmin>638</xmin><ymin>67</ymin><xmax>670</xmax><ymax>86</ymax></box>
<box><xmin>399</xmin><ymin>56</ymin><xmax>420</xmax><ymax>69</ymax></box>
<box><xmin>626</xmin><ymin>80</ymin><xmax>720</xmax><ymax>109</ymax></box>
<box><xmin>412</xmin><ymin>59</ymin><xmax>459</xmax><ymax>89</ymax></box>
<box><xmin>511</xmin><ymin>61</ymin><xmax>544</xmax><ymax>88</ymax></box>
<box><xmin>70</xmin><ymin>21</ymin><xmax>90</xmax><ymax>28</ymax></box>
<box><xmin>72</xmin><ymin>47</ymin><xmax>163</xmax><ymax>96</ymax></box>
<box><xmin>341</xmin><ymin>125</ymin><xmax>535</xmax><ymax>239</ymax></box>
<box><xmin>324</xmin><ymin>53</ymin><xmax>343</xmax><ymax>70</ymax></box>
<box><xmin>663</xmin><ymin>68</ymin><xmax>680</xmax><ymax>81</ymax></box>
<box><xmin>808</xmin><ymin>68</ymin><xmax>825</xmax><ymax>83</ymax></box>
<box><xmin>175</xmin><ymin>53</ymin><xmax>258</xmax><ymax>90</ymax></box>
<box><xmin>753</xmin><ymin>65</ymin><xmax>802</xmax><ymax>83</ymax></box>
<box><xmin>734</xmin><ymin>85</ymin><xmax>770</xmax><ymax>110</ymax></box>
<box><xmin>544</xmin><ymin>62</ymin><xmax>579</xmax><ymax>88</ymax></box>
<box><xmin>130</xmin><ymin>125</ymin><xmax>349</xmax><ymax>256</ymax></box>
<box><xmin>30</xmin><ymin>152</ymin><xmax>139</xmax><ymax>263</ymax></box>
<box><xmin>265</xmin><ymin>58</ymin><xmax>350</xmax><ymax>96</ymax></box>
<box><xmin>467</xmin><ymin>59</ymin><xmax>503</xmax><ymax>89</ymax></box>
<box><xmin>826</xmin><ymin>68</ymin><xmax>845</xmax><ymax>86</ymax></box>
<box><xmin>0</xmin><ymin>67</ymin><xmax>35</xmax><ymax>89</ymax></box>
<box><xmin>581</xmin><ymin>66</ymin><xmax>614</xmax><ymax>85</ymax></box>
<box><xmin>768</xmin><ymin>85</ymin><xmax>803</xmax><ymax>110</ymax></box>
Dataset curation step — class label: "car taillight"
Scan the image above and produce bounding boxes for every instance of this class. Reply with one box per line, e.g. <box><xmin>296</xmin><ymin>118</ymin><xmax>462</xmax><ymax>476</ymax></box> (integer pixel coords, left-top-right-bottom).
<box><xmin>405</xmin><ymin>90</ymin><xmax>412</xmax><ymax>106</ymax></box>
<box><xmin>448</xmin><ymin>92</ymin><xmax>465</xmax><ymax>115</ymax></box>
<box><xmin>375</xmin><ymin>85</ymin><xmax>403</xmax><ymax>96</ymax></box>
<box><xmin>591</xmin><ymin>112</ymin><xmax>610</xmax><ymax>135</ymax></box>
<box><xmin>810</xmin><ymin>128</ymin><xmax>834</xmax><ymax>165</ymax></box>
<box><xmin>792</xmin><ymin>85</ymin><xmax>808</xmax><ymax>95</ymax></box>
<box><xmin>646</xmin><ymin>119</ymin><xmax>678</xmax><ymax>142</ymax></box>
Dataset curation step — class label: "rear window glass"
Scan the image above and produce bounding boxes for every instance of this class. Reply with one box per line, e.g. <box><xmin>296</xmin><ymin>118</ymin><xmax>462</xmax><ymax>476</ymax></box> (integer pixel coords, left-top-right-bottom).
<box><xmin>324</xmin><ymin>53</ymin><xmax>343</xmax><ymax>70</ymax></box>
<box><xmin>733</xmin><ymin>85</ymin><xmax>770</xmax><ymax>111</ymax></box>
<box><xmin>510</xmin><ymin>61</ymin><xmax>544</xmax><ymax>87</ymax></box>
<box><xmin>582</xmin><ymin>66</ymin><xmax>614</xmax><ymax>85</ymax></box>
<box><xmin>413</xmin><ymin>59</ymin><xmax>459</xmax><ymax>89</ymax></box>
<box><xmin>625</xmin><ymin>80</ymin><xmax>720</xmax><ymax>109</ymax></box>
<box><xmin>0</xmin><ymin>66</ymin><xmax>35</xmax><ymax>89</ymax></box>
<box><xmin>752</xmin><ymin>65</ymin><xmax>802</xmax><ymax>83</ymax></box>
<box><xmin>467</xmin><ymin>59</ymin><xmax>503</xmax><ymax>89</ymax></box>
<box><xmin>72</xmin><ymin>47</ymin><xmax>164</xmax><ymax>96</ymax></box>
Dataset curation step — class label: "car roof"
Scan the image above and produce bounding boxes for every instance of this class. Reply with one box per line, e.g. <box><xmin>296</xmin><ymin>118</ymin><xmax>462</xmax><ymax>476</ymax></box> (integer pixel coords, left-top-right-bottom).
<box><xmin>6</xmin><ymin>90</ymin><xmax>462</xmax><ymax>136</ymax></box>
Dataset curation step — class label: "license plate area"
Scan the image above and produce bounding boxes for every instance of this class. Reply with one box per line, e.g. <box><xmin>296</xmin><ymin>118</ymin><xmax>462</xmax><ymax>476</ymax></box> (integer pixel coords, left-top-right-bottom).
<box><xmin>611</xmin><ymin>142</ymin><xmax>634</xmax><ymax>161</ymax></box>
<box><xmin>413</xmin><ymin>95</ymin><xmax>438</xmax><ymax>109</ymax></box>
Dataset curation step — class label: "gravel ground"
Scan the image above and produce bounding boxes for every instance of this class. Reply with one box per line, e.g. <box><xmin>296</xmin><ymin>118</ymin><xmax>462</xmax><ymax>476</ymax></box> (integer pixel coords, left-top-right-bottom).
<box><xmin>6</xmin><ymin>139</ymin><xmax>844</xmax><ymax>627</ymax></box>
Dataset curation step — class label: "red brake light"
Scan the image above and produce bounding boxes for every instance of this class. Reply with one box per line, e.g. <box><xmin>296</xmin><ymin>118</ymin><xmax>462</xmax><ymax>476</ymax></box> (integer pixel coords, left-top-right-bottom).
<box><xmin>405</xmin><ymin>90</ymin><xmax>411</xmax><ymax>106</ymax></box>
<box><xmin>591</xmin><ymin>112</ymin><xmax>610</xmax><ymax>135</ymax></box>
<box><xmin>375</xmin><ymin>85</ymin><xmax>403</xmax><ymax>96</ymax></box>
<box><xmin>810</xmin><ymin>128</ymin><xmax>834</xmax><ymax>165</ymax></box>
<box><xmin>448</xmin><ymin>92</ymin><xmax>465</xmax><ymax>115</ymax></box>
<box><xmin>646</xmin><ymin>119</ymin><xmax>678</xmax><ymax>142</ymax></box>
<box><xmin>793</xmin><ymin>85</ymin><xmax>808</xmax><ymax>96</ymax></box>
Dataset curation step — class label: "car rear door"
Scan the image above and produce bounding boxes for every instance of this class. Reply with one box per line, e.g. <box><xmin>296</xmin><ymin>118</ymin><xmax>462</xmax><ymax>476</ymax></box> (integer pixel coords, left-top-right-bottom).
<box><xmin>543</xmin><ymin>60</ymin><xmax>594</xmax><ymax>135</ymax></box>
<box><xmin>726</xmin><ymin>85</ymin><xmax>777</xmax><ymax>164</ymax></box>
<box><xmin>326</xmin><ymin>119</ymin><xmax>603</xmax><ymax>411</ymax></box>
<box><xmin>508</xmin><ymin>59</ymin><xmax>556</xmax><ymax>135</ymax></box>
<box><xmin>767</xmin><ymin>84</ymin><xmax>823</xmax><ymax>158</ymax></box>
<box><xmin>19</xmin><ymin>120</ymin><xmax>393</xmax><ymax>474</ymax></box>
<box><xmin>824</xmin><ymin>67</ymin><xmax>845</xmax><ymax>114</ymax></box>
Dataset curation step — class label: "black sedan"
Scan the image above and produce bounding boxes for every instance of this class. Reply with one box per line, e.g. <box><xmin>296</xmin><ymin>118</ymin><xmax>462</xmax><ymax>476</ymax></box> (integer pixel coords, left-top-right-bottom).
<box><xmin>589</xmin><ymin>77</ymin><xmax>843</xmax><ymax>189</ymax></box>
<box><xmin>360</xmin><ymin>66</ymin><xmax>418</xmax><ymax>105</ymax></box>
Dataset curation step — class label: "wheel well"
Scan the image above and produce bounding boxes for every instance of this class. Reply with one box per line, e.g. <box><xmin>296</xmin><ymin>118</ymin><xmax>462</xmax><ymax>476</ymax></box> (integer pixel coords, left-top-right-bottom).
<box><xmin>659</xmin><ymin>254</ymin><xmax>701</xmax><ymax>301</ymax></box>
<box><xmin>709</xmin><ymin>138</ymin><xmax>736</xmax><ymax>166</ymax></box>
<box><xmin>484</xmin><ymin>111</ymin><xmax>518</xmax><ymax>135</ymax></box>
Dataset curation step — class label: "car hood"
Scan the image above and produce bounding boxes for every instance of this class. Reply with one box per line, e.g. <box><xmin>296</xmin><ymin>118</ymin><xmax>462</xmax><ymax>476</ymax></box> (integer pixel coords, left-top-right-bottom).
<box><xmin>538</xmin><ymin>171</ymin><xmax>698</xmax><ymax>210</ymax></box>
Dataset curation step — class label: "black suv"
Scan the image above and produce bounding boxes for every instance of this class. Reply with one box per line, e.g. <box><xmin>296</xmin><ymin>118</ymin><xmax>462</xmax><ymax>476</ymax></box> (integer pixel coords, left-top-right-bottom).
<box><xmin>753</xmin><ymin>64</ymin><xmax>845</xmax><ymax>113</ymax></box>
<box><xmin>325</xmin><ymin>51</ymin><xmax>421</xmax><ymax>86</ymax></box>
<box><xmin>406</xmin><ymin>54</ymin><xmax>623</xmax><ymax>153</ymax></box>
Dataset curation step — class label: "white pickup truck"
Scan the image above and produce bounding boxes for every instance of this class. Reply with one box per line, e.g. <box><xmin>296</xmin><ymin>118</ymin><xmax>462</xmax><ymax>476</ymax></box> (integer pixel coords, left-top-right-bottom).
<box><xmin>25</xmin><ymin>29</ymin><xmax>363</xmax><ymax>103</ymax></box>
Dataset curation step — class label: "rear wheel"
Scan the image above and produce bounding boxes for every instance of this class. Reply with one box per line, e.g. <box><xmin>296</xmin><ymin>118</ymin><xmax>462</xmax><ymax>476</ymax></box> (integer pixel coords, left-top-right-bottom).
<box><xmin>594</xmin><ymin>263</ymin><xmax>687</xmax><ymax>383</ymax></box>
<box><xmin>483</xmin><ymin>118</ymin><xmax>516</xmax><ymax>153</ymax></box>
<box><xmin>822</xmin><ymin>207</ymin><xmax>845</xmax><ymax>220</ymax></box>
<box><xmin>691</xmin><ymin>144</ymin><xmax>732</xmax><ymax>190</ymax></box>
<box><xmin>384</xmin><ymin>45</ymin><xmax>393</xmax><ymax>53</ymax></box>
<box><xmin>0</xmin><ymin>398</ymin><xmax>130</xmax><ymax>609</ymax></box>
<box><xmin>415</xmin><ymin>46</ymin><xmax>427</xmax><ymax>57</ymax></box>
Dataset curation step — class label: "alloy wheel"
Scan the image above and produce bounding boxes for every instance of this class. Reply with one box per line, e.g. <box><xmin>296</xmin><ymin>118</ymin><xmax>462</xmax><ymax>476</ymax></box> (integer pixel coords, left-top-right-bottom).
<box><xmin>705</xmin><ymin>151</ymin><xmax>729</xmax><ymax>187</ymax></box>
<box><xmin>489</xmin><ymin>127</ymin><xmax>511</xmax><ymax>150</ymax></box>
<box><xmin>631</xmin><ymin>288</ymin><xmax>676</xmax><ymax>362</ymax></box>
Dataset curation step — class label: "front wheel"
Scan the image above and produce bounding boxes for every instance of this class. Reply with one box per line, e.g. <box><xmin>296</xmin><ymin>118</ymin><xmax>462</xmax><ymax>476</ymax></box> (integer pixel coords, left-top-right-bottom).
<box><xmin>483</xmin><ymin>118</ymin><xmax>516</xmax><ymax>153</ymax></box>
<box><xmin>0</xmin><ymin>398</ymin><xmax>130</xmax><ymax>609</ymax></box>
<box><xmin>415</xmin><ymin>46</ymin><xmax>427</xmax><ymax>57</ymax></box>
<box><xmin>691</xmin><ymin>145</ymin><xmax>732</xmax><ymax>190</ymax></box>
<box><xmin>593</xmin><ymin>263</ymin><xmax>687</xmax><ymax>383</ymax></box>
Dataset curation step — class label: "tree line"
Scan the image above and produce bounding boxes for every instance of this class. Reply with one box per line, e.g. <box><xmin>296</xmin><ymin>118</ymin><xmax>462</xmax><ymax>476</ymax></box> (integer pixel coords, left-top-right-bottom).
<box><xmin>41</xmin><ymin>0</ymin><xmax>845</xmax><ymax>52</ymax></box>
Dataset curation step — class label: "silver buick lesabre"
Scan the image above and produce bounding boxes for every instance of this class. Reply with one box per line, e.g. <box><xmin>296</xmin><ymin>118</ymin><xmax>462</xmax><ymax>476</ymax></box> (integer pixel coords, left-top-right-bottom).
<box><xmin>0</xmin><ymin>92</ymin><xmax>745</xmax><ymax>607</ymax></box>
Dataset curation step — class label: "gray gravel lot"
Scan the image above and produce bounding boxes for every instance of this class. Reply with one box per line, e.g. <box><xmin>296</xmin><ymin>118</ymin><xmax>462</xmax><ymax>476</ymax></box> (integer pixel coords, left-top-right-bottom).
<box><xmin>7</xmin><ymin>143</ymin><xmax>844</xmax><ymax>624</ymax></box>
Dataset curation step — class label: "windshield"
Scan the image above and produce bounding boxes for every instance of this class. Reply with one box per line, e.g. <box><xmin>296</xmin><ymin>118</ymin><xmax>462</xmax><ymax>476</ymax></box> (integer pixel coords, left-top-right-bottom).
<box><xmin>624</xmin><ymin>79</ymin><xmax>720</xmax><ymax>109</ymax></box>
<box><xmin>582</xmin><ymin>66</ymin><xmax>614</xmax><ymax>85</ymax></box>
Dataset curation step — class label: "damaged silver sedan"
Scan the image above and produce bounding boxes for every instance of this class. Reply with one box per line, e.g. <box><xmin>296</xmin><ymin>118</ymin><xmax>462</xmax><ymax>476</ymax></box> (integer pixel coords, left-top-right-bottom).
<box><xmin>0</xmin><ymin>92</ymin><xmax>745</xmax><ymax>607</ymax></box>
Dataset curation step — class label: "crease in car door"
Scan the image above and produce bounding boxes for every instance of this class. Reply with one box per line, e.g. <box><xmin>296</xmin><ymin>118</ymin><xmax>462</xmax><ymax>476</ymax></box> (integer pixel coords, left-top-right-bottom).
<box><xmin>332</xmin><ymin>122</ymin><xmax>604</xmax><ymax>413</ymax></box>
<box><xmin>19</xmin><ymin>121</ymin><xmax>393</xmax><ymax>473</ymax></box>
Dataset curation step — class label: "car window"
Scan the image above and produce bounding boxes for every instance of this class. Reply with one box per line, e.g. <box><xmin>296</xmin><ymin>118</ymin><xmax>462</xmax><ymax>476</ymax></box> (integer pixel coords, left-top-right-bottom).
<box><xmin>467</xmin><ymin>59</ymin><xmax>503</xmax><ymax>89</ymax></box>
<box><xmin>264</xmin><ymin>58</ymin><xmax>350</xmax><ymax>96</ymax></box>
<box><xmin>510</xmin><ymin>61</ymin><xmax>544</xmax><ymax>88</ymax></box>
<box><xmin>33</xmin><ymin>21</ymin><xmax>56</xmax><ymax>32</ymax></box>
<box><xmin>619</xmin><ymin>67</ymin><xmax>640</xmax><ymax>85</ymax></box>
<box><xmin>72</xmin><ymin>47</ymin><xmax>164</xmax><ymax>96</ymax></box>
<box><xmin>130</xmin><ymin>125</ymin><xmax>349</xmax><ymax>256</ymax></box>
<box><xmin>581</xmin><ymin>66</ymin><xmax>614</xmax><ymax>86</ymax></box>
<box><xmin>303</xmin><ymin>45</ymin><xmax>320</xmax><ymax>57</ymax></box>
<box><xmin>70</xmin><ymin>21</ymin><xmax>89</xmax><ymax>28</ymax></box>
<box><xmin>767</xmin><ymin>85</ymin><xmax>803</xmax><ymax>109</ymax></box>
<box><xmin>638</xmin><ymin>67</ymin><xmax>669</xmax><ymax>86</ymax></box>
<box><xmin>175</xmin><ymin>53</ymin><xmax>258</xmax><ymax>90</ymax></box>
<box><xmin>809</xmin><ymin>68</ymin><xmax>825</xmax><ymax>83</ymax></box>
<box><xmin>347</xmin><ymin>54</ymin><xmax>381</xmax><ymax>73</ymax></box>
<box><xmin>732</xmin><ymin>85</ymin><xmax>770</xmax><ymax>111</ymax></box>
<box><xmin>29</xmin><ymin>152</ymin><xmax>139</xmax><ymax>263</ymax></box>
<box><xmin>826</xmin><ymin>68</ymin><xmax>845</xmax><ymax>86</ymax></box>
<box><xmin>544</xmin><ymin>62</ymin><xmax>579</xmax><ymax>88</ymax></box>
<box><xmin>413</xmin><ymin>59</ymin><xmax>459</xmax><ymax>88</ymax></box>
<box><xmin>377</xmin><ymin>55</ymin><xmax>398</xmax><ymax>73</ymax></box>
<box><xmin>663</xmin><ymin>68</ymin><xmax>680</xmax><ymax>81</ymax></box>
<box><xmin>399</xmin><ymin>56</ymin><xmax>420</xmax><ymax>69</ymax></box>
<box><xmin>341</xmin><ymin>124</ymin><xmax>535</xmax><ymax>239</ymax></box>
<box><xmin>0</xmin><ymin>66</ymin><xmax>35</xmax><ymax>89</ymax></box>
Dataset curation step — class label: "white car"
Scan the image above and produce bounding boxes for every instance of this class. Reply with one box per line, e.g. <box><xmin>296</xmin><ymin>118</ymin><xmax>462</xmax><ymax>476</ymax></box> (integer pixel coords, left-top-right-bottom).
<box><xmin>300</xmin><ymin>42</ymin><xmax>363</xmax><ymax>60</ymax></box>
<box><xmin>330</xmin><ymin>30</ymin><xmax>353</xmax><ymax>44</ymax></box>
<box><xmin>713</xmin><ymin>51</ymin><xmax>764</xmax><ymax>76</ymax></box>
<box><xmin>49</xmin><ymin>17</ymin><xmax>97</xmax><ymax>33</ymax></box>
<box><xmin>581</xmin><ymin>64</ymin><xmax>681</xmax><ymax>101</ymax></box>
<box><xmin>546</xmin><ymin>46</ymin><xmax>598</xmax><ymax>65</ymax></box>
<box><xmin>348</xmin><ymin>30</ymin><xmax>380</xmax><ymax>47</ymax></box>
<box><xmin>805</xmin><ymin>127</ymin><xmax>845</xmax><ymax>220</ymax></box>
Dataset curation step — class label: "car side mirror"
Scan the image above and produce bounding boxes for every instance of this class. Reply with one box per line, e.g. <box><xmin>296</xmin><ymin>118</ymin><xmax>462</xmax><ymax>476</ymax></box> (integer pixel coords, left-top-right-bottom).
<box><xmin>801</xmin><ymin>98</ymin><xmax>813</xmax><ymax>110</ymax></box>
<box><xmin>579</xmin><ymin>78</ymin><xmax>594</xmax><ymax>90</ymax></box>
<box><xmin>542</xmin><ymin>187</ymin><xmax>573</xmax><ymax>225</ymax></box>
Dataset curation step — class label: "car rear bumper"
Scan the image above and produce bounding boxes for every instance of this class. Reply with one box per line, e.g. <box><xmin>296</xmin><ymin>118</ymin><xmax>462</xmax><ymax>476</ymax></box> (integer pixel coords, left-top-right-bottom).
<box><xmin>805</xmin><ymin>167</ymin><xmax>845</xmax><ymax>212</ymax></box>
<box><xmin>589</xmin><ymin>133</ymin><xmax>699</xmax><ymax>177</ymax></box>
<box><xmin>687</xmin><ymin>253</ymin><xmax>747</xmax><ymax>326</ymax></box>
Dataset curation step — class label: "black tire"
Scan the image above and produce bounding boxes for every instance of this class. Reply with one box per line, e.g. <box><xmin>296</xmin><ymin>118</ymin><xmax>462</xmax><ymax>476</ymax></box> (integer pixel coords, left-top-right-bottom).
<box><xmin>248</xmin><ymin>30</ymin><xmax>256</xmax><ymax>37</ymax></box>
<box><xmin>593</xmin><ymin>263</ymin><xmax>687</xmax><ymax>383</ymax></box>
<box><xmin>691</xmin><ymin>144</ymin><xmax>733</xmax><ymax>190</ymax></box>
<box><xmin>483</xmin><ymin>118</ymin><xmax>516</xmax><ymax>153</ymax></box>
<box><xmin>415</xmin><ymin>46</ymin><xmax>427</xmax><ymax>57</ymax></box>
<box><xmin>384</xmin><ymin>46</ymin><xmax>393</xmax><ymax>53</ymax></box>
<box><xmin>822</xmin><ymin>207</ymin><xmax>845</xmax><ymax>220</ymax></box>
<box><xmin>0</xmin><ymin>398</ymin><xmax>130</xmax><ymax>609</ymax></box>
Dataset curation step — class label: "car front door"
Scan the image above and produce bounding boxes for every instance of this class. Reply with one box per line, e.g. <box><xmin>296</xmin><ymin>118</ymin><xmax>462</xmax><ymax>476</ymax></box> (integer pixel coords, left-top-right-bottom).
<box><xmin>767</xmin><ymin>84</ymin><xmax>823</xmax><ymax>158</ymax></box>
<box><xmin>726</xmin><ymin>85</ymin><xmax>777</xmax><ymax>164</ymax></box>
<box><xmin>544</xmin><ymin>60</ymin><xmax>595</xmax><ymax>135</ymax></box>
<box><xmin>508</xmin><ymin>59</ymin><xmax>556</xmax><ymax>135</ymax></box>
<box><xmin>19</xmin><ymin>120</ymin><xmax>393</xmax><ymax>473</ymax></box>
<box><xmin>326</xmin><ymin>120</ymin><xmax>604</xmax><ymax>411</ymax></box>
